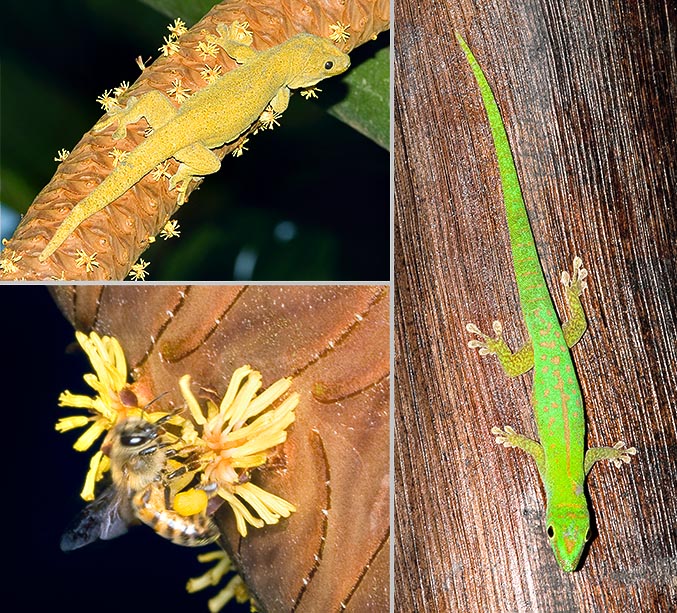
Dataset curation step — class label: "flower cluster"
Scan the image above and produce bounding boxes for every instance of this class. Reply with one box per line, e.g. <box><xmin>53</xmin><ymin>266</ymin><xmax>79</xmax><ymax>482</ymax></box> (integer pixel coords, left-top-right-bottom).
<box><xmin>56</xmin><ymin>331</ymin><xmax>298</xmax><ymax>611</ymax></box>
<box><xmin>187</xmin><ymin>550</ymin><xmax>252</xmax><ymax>613</ymax></box>
<box><xmin>56</xmin><ymin>331</ymin><xmax>299</xmax><ymax>534</ymax></box>
<box><xmin>56</xmin><ymin>331</ymin><xmax>165</xmax><ymax>499</ymax></box>
<box><xmin>178</xmin><ymin>365</ymin><xmax>299</xmax><ymax>537</ymax></box>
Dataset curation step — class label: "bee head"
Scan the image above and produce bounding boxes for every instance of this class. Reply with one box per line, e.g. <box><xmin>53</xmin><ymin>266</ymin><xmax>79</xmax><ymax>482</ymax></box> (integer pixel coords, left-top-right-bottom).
<box><xmin>119</xmin><ymin>420</ymin><xmax>159</xmax><ymax>448</ymax></box>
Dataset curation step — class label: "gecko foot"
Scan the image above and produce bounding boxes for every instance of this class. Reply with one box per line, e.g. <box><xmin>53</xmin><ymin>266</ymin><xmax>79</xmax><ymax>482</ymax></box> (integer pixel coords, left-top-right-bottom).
<box><xmin>584</xmin><ymin>441</ymin><xmax>637</xmax><ymax>474</ymax></box>
<box><xmin>173</xmin><ymin>180</ymin><xmax>190</xmax><ymax>205</ymax></box>
<box><xmin>467</xmin><ymin>320</ymin><xmax>534</xmax><ymax>376</ymax></box>
<box><xmin>561</xmin><ymin>256</ymin><xmax>588</xmax><ymax>298</ymax></box>
<box><xmin>209</xmin><ymin>22</ymin><xmax>253</xmax><ymax>48</ymax></box>
<box><xmin>466</xmin><ymin>320</ymin><xmax>504</xmax><ymax>356</ymax></box>
<box><xmin>93</xmin><ymin>96</ymin><xmax>139</xmax><ymax>136</ymax></box>
<box><xmin>606</xmin><ymin>441</ymin><xmax>638</xmax><ymax>467</ymax></box>
<box><xmin>491</xmin><ymin>425</ymin><xmax>544</xmax><ymax>466</ymax></box>
<box><xmin>491</xmin><ymin>425</ymin><xmax>520</xmax><ymax>447</ymax></box>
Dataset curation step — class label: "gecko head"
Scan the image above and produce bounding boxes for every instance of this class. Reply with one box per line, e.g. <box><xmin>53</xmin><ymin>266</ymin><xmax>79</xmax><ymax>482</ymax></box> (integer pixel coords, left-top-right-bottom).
<box><xmin>545</xmin><ymin>506</ymin><xmax>591</xmax><ymax>572</ymax></box>
<box><xmin>285</xmin><ymin>34</ymin><xmax>351</xmax><ymax>89</ymax></box>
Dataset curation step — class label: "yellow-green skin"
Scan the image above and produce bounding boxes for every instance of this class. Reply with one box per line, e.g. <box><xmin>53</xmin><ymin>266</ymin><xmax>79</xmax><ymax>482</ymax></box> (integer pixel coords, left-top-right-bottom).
<box><xmin>39</xmin><ymin>28</ymin><xmax>350</xmax><ymax>261</ymax></box>
<box><xmin>458</xmin><ymin>33</ymin><xmax>635</xmax><ymax>571</ymax></box>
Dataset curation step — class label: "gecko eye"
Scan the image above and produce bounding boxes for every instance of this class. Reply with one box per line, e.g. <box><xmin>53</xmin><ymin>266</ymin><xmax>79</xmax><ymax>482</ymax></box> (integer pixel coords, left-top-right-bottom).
<box><xmin>547</xmin><ymin>525</ymin><xmax>555</xmax><ymax>539</ymax></box>
<box><xmin>324</xmin><ymin>61</ymin><xmax>334</xmax><ymax>70</ymax></box>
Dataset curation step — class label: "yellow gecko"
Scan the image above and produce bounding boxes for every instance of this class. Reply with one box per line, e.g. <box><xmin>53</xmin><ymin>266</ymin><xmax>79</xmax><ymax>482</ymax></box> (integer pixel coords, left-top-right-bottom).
<box><xmin>39</xmin><ymin>24</ymin><xmax>350</xmax><ymax>261</ymax></box>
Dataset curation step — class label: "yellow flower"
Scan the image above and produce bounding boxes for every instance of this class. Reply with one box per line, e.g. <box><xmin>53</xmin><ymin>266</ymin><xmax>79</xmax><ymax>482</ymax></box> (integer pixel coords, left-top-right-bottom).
<box><xmin>74</xmin><ymin>249</ymin><xmax>100</xmax><ymax>273</ymax></box>
<box><xmin>108</xmin><ymin>148</ymin><xmax>130</xmax><ymax>167</ymax></box>
<box><xmin>56</xmin><ymin>331</ymin><xmax>157</xmax><ymax>499</ymax></box>
<box><xmin>167</xmin><ymin>18</ymin><xmax>187</xmax><ymax>38</ymax></box>
<box><xmin>151</xmin><ymin>160</ymin><xmax>172</xmax><ymax>181</ymax></box>
<box><xmin>96</xmin><ymin>89</ymin><xmax>119</xmax><ymax>111</ymax></box>
<box><xmin>329</xmin><ymin>21</ymin><xmax>351</xmax><ymax>44</ymax></box>
<box><xmin>178</xmin><ymin>366</ymin><xmax>298</xmax><ymax>536</ymax></box>
<box><xmin>0</xmin><ymin>249</ymin><xmax>22</xmax><ymax>274</ymax></box>
<box><xmin>257</xmin><ymin>107</ymin><xmax>282</xmax><ymax>131</ymax></box>
<box><xmin>54</xmin><ymin>148</ymin><xmax>70</xmax><ymax>162</ymax></box>
<box><xmin>160</xmin><ymin>219</ymin><xmax>181</xmax><ymax>239</ymax></box>
<box><xmin>231</xmin><ymin>137</ymin><xmax>249</xmax><ymax>158</ymax></box>
<box><xmin>187</xmin><ymin>550</ymin><xmax>253</xmax><ymax>613</ymax></box>
<box><xmin>113</xmin><ymin>81</ymin><xmax>130</xmax><ymax>97</ymax></box>
<box><xmin>167</xmin><ymin>78</ymin><xmax>191</xmax><ymax>102</ymax></box>
<box><xmin>129</xmin><ymin>259</ymin><xmax>150</xmax><ymax>281</ymax></box>
<box><xmin>159</xmin><ymin>35</ymin><xmax>181</xmax><ymax>56</ymax></box>
<box><xmin>197</xmin><ymin>40</ymin><xmax>219</xmax><ymax>60</ymax></box>
<box><xmin>200</xmin><ymin>63</ymin><xmax>223</xmax><ymax>84</ymax></box>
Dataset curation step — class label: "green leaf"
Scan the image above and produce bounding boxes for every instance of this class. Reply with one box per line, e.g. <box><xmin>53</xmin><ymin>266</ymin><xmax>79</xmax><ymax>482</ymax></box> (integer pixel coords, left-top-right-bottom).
<box><xmin>327</xmin><ymin>41</ymin><xmax>390</xmax><ymax>150</ymax></box>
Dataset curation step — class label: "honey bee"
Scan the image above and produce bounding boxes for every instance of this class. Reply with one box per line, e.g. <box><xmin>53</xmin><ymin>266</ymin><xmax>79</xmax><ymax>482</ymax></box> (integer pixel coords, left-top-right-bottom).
<box><xmin>60</xmin><ymin>415</ymin><xmax>218</xmax><ymax>551</ymax></box>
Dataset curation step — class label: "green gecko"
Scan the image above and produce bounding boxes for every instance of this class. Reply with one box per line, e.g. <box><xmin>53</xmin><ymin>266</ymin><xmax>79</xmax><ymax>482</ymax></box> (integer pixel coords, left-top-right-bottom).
<box><xmin>39</xmin><ymin>23</ymin><xmax>350</xmax><ymax>261</ymax></box>
<box><xmin>457</xmin><ymin>33</ymin><xmax>636</xmax><ymax>572</ymax></box>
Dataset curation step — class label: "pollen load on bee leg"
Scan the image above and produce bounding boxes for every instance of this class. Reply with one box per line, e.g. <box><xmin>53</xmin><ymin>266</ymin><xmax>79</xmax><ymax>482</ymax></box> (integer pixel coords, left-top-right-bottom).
<box><xmin>133</xmin><ymin>483</ymin><xmax>219</xmax><ymax>547</ymax></box>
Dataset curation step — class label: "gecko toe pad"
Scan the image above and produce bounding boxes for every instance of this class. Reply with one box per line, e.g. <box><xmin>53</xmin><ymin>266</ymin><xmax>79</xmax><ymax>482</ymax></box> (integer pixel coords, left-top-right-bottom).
<box><xmin>466</xmin><ymin>321</ymin><xmax>504</xmax><ymax>356</ymax></box>
<box><xmin>561</xmin><ymin>256</ymin><xmax>588</xmax><ymax>296</ymax></box>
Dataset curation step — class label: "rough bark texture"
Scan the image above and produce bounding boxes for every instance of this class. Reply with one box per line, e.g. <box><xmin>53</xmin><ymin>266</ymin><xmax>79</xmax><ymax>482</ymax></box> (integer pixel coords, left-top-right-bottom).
<box><xmin>1</xmin><ymin>0</ymin><xmax>389</xmax><ymax>280</ymax></box>
<box><xmin>395</xmin><ymin>1</ymin><xmax>676</xmax><ymax>611</ymax></box>
<box><xmin>50</xmin><ymin>285</ymin><xmax>390</xmax><ymax>613</ymax></box>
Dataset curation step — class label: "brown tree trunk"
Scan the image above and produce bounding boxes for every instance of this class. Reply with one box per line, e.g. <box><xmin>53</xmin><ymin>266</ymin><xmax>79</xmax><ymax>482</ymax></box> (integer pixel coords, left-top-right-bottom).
<box><xmin>395</xmin><ymin>0</ymin><xmax>676</xmax><ymax>611</ymax></box>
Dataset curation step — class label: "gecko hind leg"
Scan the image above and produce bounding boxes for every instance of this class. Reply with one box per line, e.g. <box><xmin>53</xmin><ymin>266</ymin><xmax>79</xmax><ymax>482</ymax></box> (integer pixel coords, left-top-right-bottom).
<box><xmin>561</xmin><ymin>256</ymin><xmax>589</xmax><ymax>348</ymax></box>
<box><xmin>491</xmin><ymin>426</ymin><xmax>545</xmax><ymax>472</ymax></box>
<box><xmin>94</xmin><ymin>91</ymin><xmax>178</xmax><ymax>139</ymax></box>
<box><xmin>169</xmin><ymin>144</ymin><xmax>221</xmax><ymax>192</ymax></box>
<box><xmin>466</xmin><ymin>320</ymin><xmax>534</xmax><ymax>377</ymax></box>
<box><xmin>269</xmin><ymin>87</ymin><xmax>291</xmax><ymax>114</ymax></box>
<box><xmin>584</xmin><ymin>441</ymin><xmax>637</xmax><ymax>475</ymax></box>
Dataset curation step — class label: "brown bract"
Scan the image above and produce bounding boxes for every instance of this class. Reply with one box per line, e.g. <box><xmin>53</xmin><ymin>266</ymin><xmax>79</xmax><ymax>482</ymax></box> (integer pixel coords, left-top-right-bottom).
<box><xmin>50</xmin><ymin>285</ymin><xmax>390</xmax><ymax>612</ymax></box>
<box><xmin>2</xmin><ymin>0</ymin><xmax>389</xmax><ymax>280</ymax></box>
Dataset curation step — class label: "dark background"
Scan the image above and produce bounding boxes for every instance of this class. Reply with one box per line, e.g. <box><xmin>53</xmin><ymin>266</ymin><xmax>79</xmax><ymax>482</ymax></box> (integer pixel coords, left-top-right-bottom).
<box><xmin>5</xmin><ymin>286</ymin><xmax>246</xmax><ymax>612</ymax></box>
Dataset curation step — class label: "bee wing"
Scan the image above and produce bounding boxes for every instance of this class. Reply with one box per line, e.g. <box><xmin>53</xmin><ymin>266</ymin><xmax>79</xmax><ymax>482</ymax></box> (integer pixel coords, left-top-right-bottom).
<box><xmin>60</xmin><ymin>486</ymin><xmax>131</xmax><ymax>551</ymax></box>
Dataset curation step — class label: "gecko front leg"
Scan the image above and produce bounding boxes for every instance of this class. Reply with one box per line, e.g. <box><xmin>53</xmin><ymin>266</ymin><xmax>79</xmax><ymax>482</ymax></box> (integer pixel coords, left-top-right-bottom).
<box><xmin>169</xmin><ymin>144</ymin><xmax>221</xmax><ymax>192</ymax></box>
<box><xmin>93</xmin><ymin>90</ymin><xmax>179</xmax><ymax>139</ymax></box>
<box><xmin>466</xmin><ymin>319</ymin><xmax>534</xmax><ymax>376</ymax></box>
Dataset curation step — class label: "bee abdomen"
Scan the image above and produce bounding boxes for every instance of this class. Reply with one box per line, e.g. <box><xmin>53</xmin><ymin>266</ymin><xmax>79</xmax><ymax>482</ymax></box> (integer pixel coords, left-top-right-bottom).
<box><xmin>133</xmin><ymin>485</ymin><xmax>219</xmax><ymax>547</ymax></box>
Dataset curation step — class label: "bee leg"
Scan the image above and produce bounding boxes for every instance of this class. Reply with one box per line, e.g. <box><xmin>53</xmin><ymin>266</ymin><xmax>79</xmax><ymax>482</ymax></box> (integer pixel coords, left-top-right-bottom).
<box><xmin>165</xmin><ymin>444</ymin><xmax>199</xmax><ymax>460</ymax></box>
<box><xmin>165</xmin><ymin>459</ymin><xmax>205</xmax><ymax>481</ymax></box>
<box><xmin>139</xmin><ymin>440</ymin><xmax>176</xmax><ymax>458</ymax></box>
<box><xmin>140</xmin><ymin>392</ymin><xmax>171</xmax><ymax>414</ymax></box>
<box><xmin>139</xmin><ymin>443</ymin><xmax>162</xmax><ymax>456</ymax></box>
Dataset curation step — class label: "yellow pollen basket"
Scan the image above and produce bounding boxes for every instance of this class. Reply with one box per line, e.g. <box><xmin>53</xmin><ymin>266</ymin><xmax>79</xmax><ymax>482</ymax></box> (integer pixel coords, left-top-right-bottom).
<box><xmin>174</xmin><ymin>488</ymin><xmax>210</xmax><ymax>517</ymax></box>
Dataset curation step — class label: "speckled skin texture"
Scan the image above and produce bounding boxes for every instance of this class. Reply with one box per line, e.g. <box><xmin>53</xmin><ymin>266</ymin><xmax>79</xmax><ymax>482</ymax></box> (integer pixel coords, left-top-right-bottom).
<box><xmin>40</xmin><ymin>28</ymin><xmax>350</xmax><ymax>261</ymax></box>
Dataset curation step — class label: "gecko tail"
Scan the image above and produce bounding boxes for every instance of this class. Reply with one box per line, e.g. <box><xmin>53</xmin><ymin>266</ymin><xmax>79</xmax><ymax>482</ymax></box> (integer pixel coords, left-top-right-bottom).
<box><xmin>39</xmin><ymin>195</ymin><xmax>107</xmax><ymax>261</ymax></box>
<box><xmin>38</xmin><ymin>156</ymin><xmax>154</xmax><ymax>261</ymax></box>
